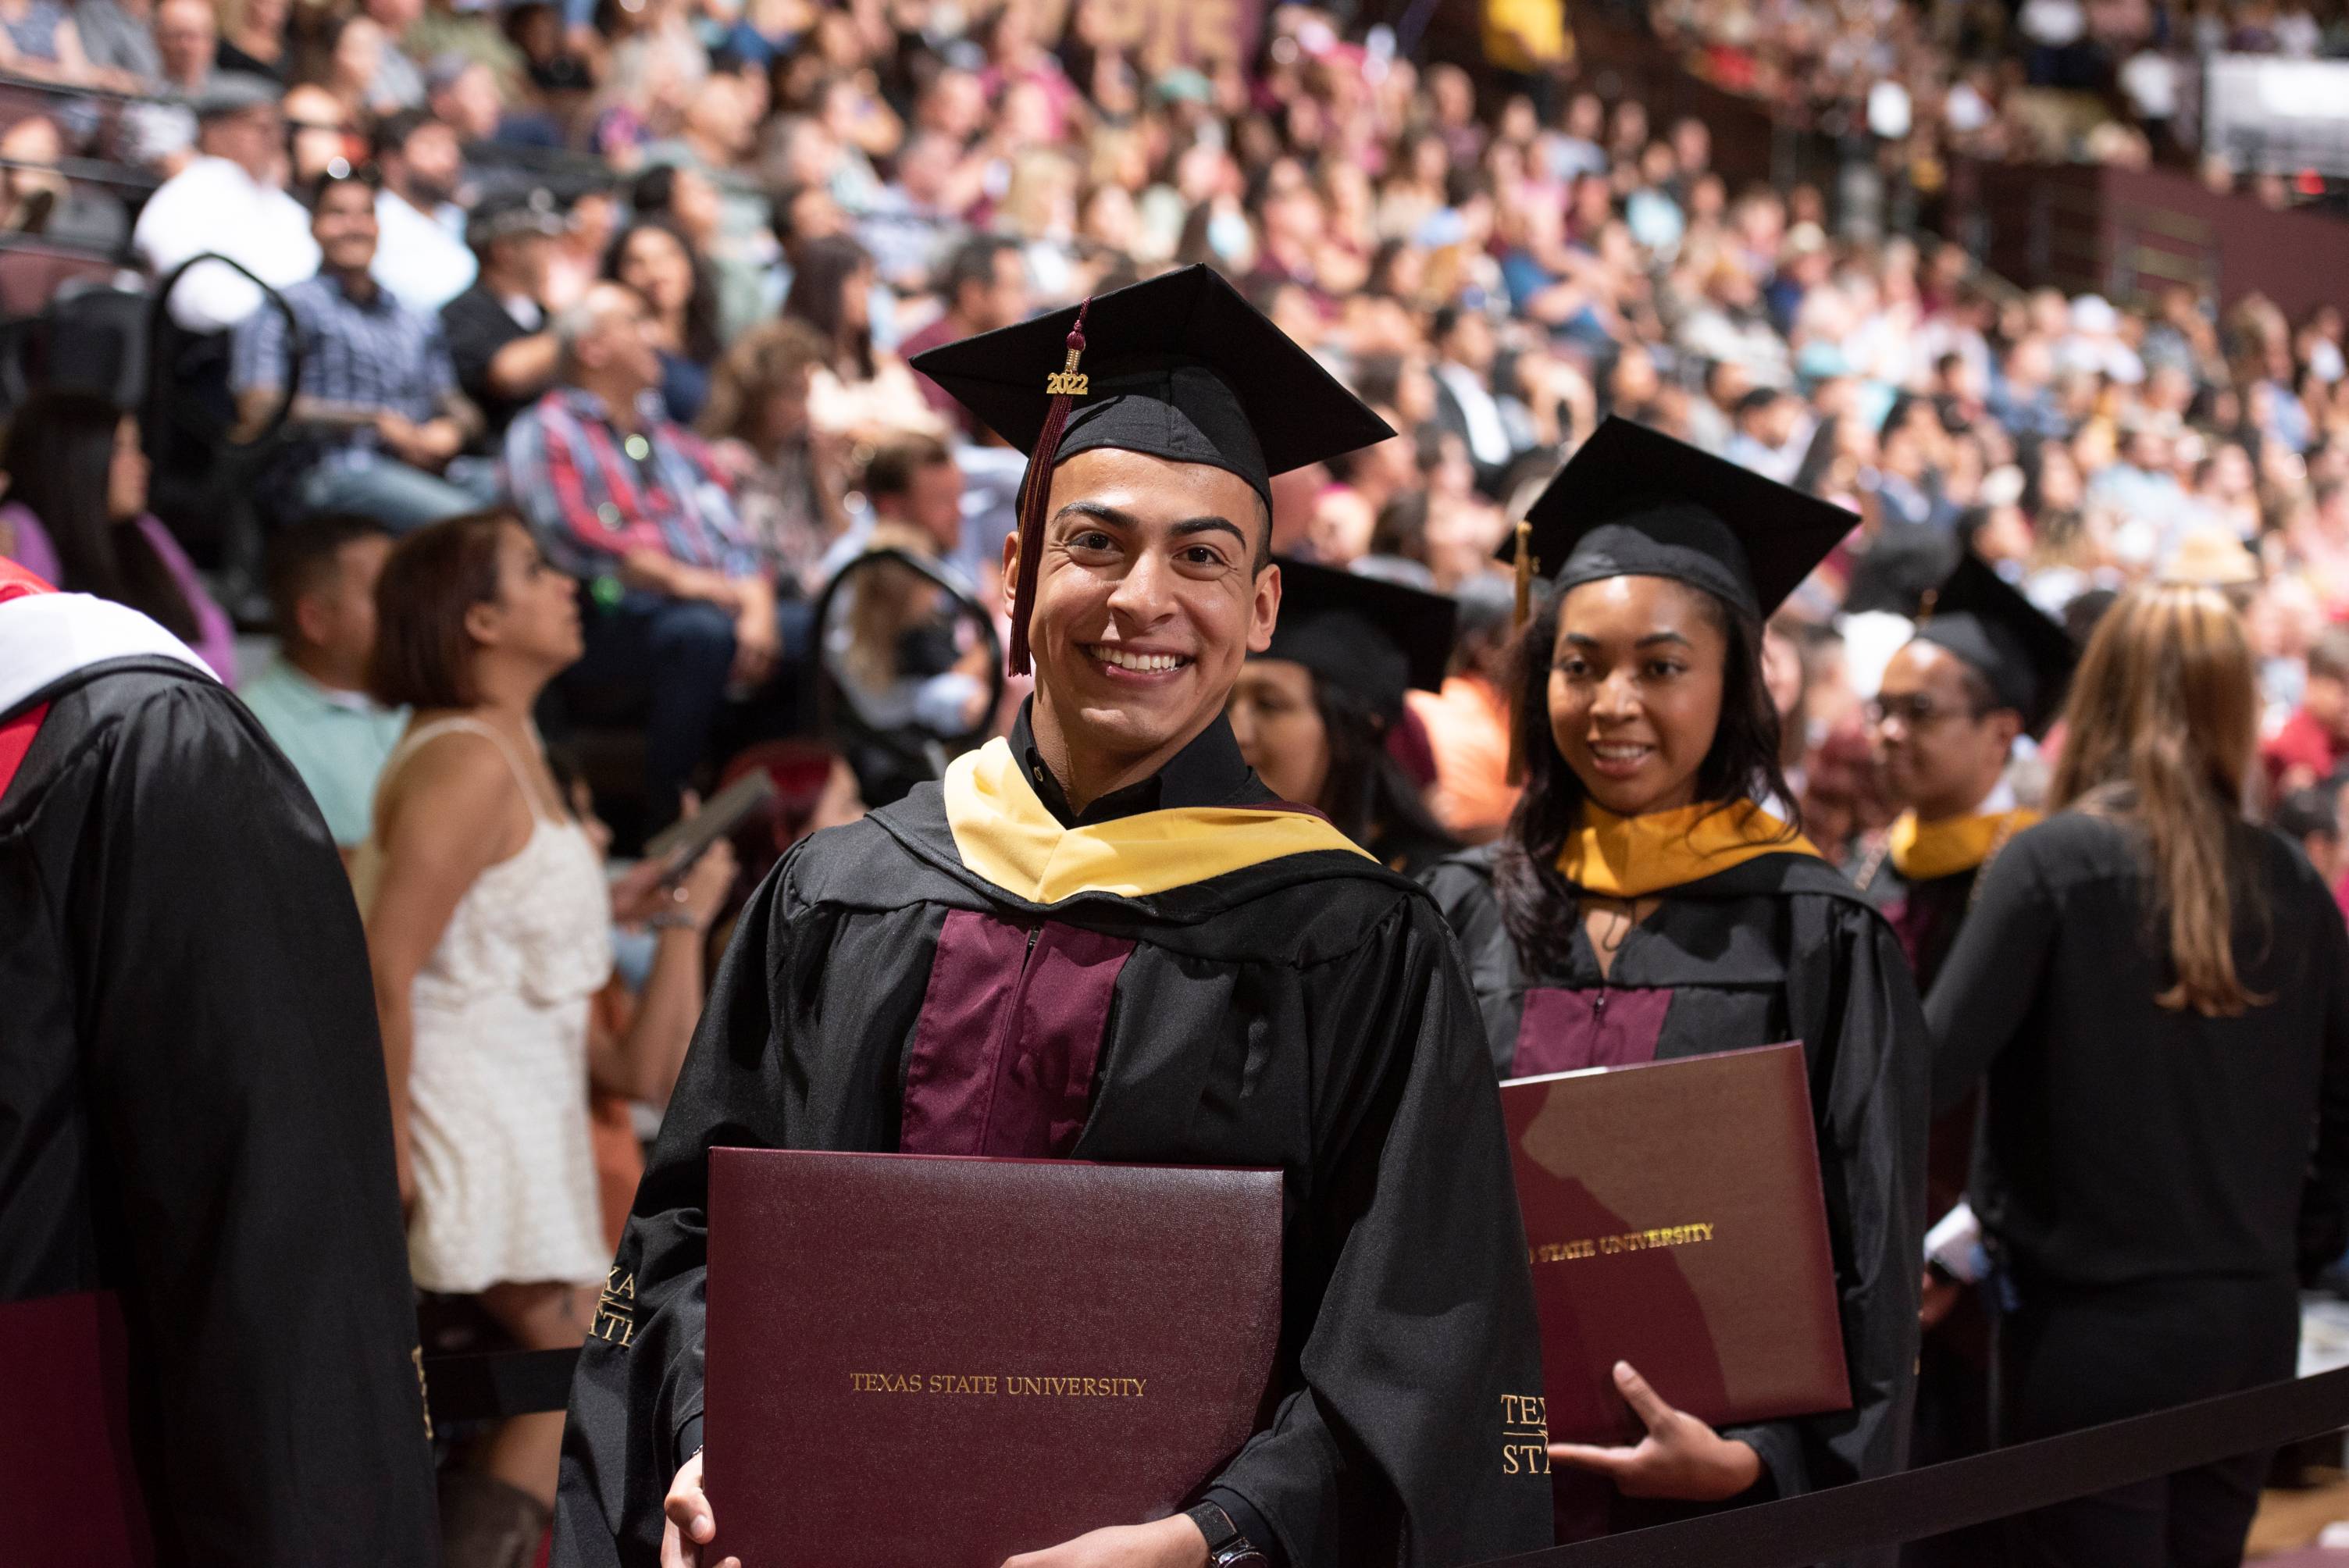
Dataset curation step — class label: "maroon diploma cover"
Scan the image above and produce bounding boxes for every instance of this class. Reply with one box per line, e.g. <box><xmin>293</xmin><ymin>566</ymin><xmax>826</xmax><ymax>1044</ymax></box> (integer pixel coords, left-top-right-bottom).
<box><xmin>1502</xmin><ymin>1044</ymin><xmax>1851</xmax><ymax>1445</ymax></box>
<box><xmin>704</xmin><ymin>1149</ymin><xmax>1282</xmax><ymax>1566</ymax></box>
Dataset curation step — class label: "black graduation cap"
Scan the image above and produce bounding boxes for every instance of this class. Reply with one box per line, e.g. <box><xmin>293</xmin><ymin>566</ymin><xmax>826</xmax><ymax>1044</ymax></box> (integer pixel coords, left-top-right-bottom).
<box><xmin>1259</xmin><ymin>558</ymin><xmax>1458</xmax><ymax>722</ymax></box>
<box><xmin>1910</xmin><ymin>553</ymin><xmax>2077</xmax><ymax>736</ymax></box>
<box><xmin>908</xmin><ymin>265</ymin><xmax>1395</xmax><ymax>674</ymax></box>
<box><xmin>1500</xmin><ymin>417</ymin><xmax>1859</xmax><ymax>621</ymax></box>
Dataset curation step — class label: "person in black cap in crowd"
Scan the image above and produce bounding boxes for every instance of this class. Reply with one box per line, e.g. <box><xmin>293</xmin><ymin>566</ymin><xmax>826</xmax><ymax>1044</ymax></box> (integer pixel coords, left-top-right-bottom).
<box><xmin>1423</xmin><ymin>416</ymin><xmax>1927</xmax><ymax>1550</ymax></box>
<box><xmin>440</xmin><ymin>187</ymin><xmax>566</xmax><ymax>451</ymax></box>
<box><xmin>552</xmin><ymin>264</ymin><xmax>1555</xmax><ymax>1568</ymax></box>
<box><xmin>1847</xmin><ymin>553</ymin><xmax>2077</xmax><ymax>1568</ymax></box>
<box><xmin>1226</xmin><ymin>557</ymin><xmax>1460</xmax><ymax>876</ymax></box>
<box><xmin>1927</xmin><ymin>583</ymin><xmax>2349</xmax><ymax>1568</ymax></box>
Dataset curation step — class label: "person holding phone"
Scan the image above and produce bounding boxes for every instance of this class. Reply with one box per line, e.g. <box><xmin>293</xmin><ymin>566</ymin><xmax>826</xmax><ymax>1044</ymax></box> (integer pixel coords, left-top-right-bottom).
<box><xmin>355</xmin><ymin>509</ymin><xmax>734</xmax><ymax>1566</ymax></box>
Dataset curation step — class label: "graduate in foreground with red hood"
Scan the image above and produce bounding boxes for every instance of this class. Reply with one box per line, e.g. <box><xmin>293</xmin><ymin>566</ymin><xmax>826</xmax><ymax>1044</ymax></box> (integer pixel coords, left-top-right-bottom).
<box><xmin>551</xmin><ymin>265</ymin><xmax>1555</xmax><ymax>1568</ymax></box>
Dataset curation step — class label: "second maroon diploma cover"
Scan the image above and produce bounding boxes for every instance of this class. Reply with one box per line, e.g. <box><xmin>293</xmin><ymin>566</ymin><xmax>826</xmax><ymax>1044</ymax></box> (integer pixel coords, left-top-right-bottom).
<box><xmin>704</xmin><ymin>1149</ymin><xmax>1282</xmax><ymax>1565</ymax></box>
<box><xmin>1502</xmin><ymin>1044</ymin><xmax>1850</xmax><ymax>1445</ymax></box>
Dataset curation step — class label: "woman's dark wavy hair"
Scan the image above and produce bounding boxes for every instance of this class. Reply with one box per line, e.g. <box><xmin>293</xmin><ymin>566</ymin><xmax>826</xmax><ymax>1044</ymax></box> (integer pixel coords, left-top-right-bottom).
<box><xmin>5</xmin><ymin>391</ymin><xmax>198</xmax><ymax>641</ymax></box>
<box><xmin>1312</xmin><ymin>677</ymin><xmax>1456</xmax><ymax>860</ymax></box>
<box><xmin>1494</xmin><ymin>576</ymin><xmax>1795</xmax><ymax>978</ymax></box>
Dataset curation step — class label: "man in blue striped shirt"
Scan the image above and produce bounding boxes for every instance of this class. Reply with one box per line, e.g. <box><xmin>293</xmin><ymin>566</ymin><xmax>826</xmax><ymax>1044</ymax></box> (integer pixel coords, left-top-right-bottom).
<box><xmin>230</xmin><ymin>169</ymin><xmax>491</xmax><ymax>533</ymax></box>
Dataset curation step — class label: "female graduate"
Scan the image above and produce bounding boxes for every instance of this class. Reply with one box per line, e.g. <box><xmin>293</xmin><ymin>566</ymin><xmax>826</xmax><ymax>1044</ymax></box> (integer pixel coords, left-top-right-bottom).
<box><xmin>1425</xmin><ymin>417</ymin><xmax>1930</xmax><ymax>1538</ymax></box>
<box><xmin>1227</xmin><ymin>558</ymin><xmax>1460</xmax><ymax>876</ymax></box>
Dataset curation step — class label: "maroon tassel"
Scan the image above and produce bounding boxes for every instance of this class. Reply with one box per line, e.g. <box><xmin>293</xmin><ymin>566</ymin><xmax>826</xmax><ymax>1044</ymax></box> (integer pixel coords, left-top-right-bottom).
<box><xmin>1007</xmin><ymin>301</ymin><xmax>1090</xmax><ymax>677</ymax></box>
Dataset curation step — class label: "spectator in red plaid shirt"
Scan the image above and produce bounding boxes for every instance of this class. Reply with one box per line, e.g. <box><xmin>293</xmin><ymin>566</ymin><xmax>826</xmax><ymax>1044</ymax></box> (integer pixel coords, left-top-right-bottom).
<box><xmin>503</xmin><ymin>280</ymin><xmax>782</xmax><ymax>827</ymax></box>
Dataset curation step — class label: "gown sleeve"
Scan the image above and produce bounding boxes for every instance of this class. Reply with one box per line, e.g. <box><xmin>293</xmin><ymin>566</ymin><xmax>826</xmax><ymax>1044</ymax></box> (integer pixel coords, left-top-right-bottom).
<box><xmin>75</xmin><ymin>681</ymin><xmax>437</xmax><ymax>1563</ymax></box>
<box><xmin>1204</xmin><ymin>895</ymin><xmax>1555</xmax><ymax>1567</ymax></box>
<box><xmin>1719</xmin><ymin>891</ymin><xmax>1927</xmax><ymax>1544</ymax></box>
<box><xmin>552</xmin><ymin>846</ymin><xmax>805</xmax><ymax>1568</ymax></box>
<box><xmin>1923</xmin><ymin>836</ymin><xmax>2060</xmax><ymax>1116</ymax></box>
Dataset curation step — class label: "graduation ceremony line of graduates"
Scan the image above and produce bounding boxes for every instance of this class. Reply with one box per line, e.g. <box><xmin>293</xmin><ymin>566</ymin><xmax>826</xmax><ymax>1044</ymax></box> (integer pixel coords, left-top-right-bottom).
<box><xmin>9</xmin><ymin>262</ymin><xmax>2349</xmax><ymax>1568</ymax></box>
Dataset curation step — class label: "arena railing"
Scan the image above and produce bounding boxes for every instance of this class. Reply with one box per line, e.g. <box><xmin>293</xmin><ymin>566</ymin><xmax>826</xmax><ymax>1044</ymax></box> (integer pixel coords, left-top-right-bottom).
<box><xmin>416</xmin><ymin>1346</ymin><xmax>2349</xmax><ymax>1562</ymax></box>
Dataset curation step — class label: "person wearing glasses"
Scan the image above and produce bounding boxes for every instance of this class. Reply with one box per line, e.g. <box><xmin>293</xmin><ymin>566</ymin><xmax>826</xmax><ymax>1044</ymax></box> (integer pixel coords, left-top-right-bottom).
<box><xmin>1850</xmin><ymin>553</ymin><xmax>2077</xmax><ymax>1568</ymax></box>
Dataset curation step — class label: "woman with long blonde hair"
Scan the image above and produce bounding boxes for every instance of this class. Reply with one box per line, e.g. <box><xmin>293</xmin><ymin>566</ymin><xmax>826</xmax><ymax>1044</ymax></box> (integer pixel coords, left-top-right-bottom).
<box><xmin>1929</xmin><ymin>582</ymin><xmax>2349</xmax><ymax>1567</ymax></box>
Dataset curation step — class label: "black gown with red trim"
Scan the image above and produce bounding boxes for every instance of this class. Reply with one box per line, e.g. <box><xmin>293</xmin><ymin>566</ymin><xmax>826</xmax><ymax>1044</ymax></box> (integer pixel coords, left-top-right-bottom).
<box><xmin>1424</xmin><ymin>843</ymin><xmax>1928</xmax><ymax>1561</ymax></box>
<box><xmin>552</xmin><ymin>714</ymin><xmax>1554</xmax><ymax>1568</ymax></box>
<box><xmin>0</xmin><ymin>649</ymin><xmax>437</xmax><ymax>1564</ymax></box>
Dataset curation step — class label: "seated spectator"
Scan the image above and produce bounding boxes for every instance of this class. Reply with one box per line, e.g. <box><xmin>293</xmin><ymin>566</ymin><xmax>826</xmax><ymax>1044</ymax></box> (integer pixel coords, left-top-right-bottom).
<box><xmin>828</xmin><ymin>431</ymin><xmax>973</xmax><ymax>586</ymax></box>
<box><xmin>363</xmin><ymin>0</ymin><xmax>426</xmax><ymax>108</ymax></box>
<box><xmin>698</xmin><ymin>317</ymin><xmax>848</xmax><ymax>594</ymax></box>
<box><xmin>1429</xmin><ymin>304</ymin><xmax>1531</xmax><ymax>500</ymax></box>
<box><xmin>214</xmin><ymin>0</ymin><xmax>287</xmax><ymax>80</ymax></box>
<box><xmin>1725</xmin><ymin>387</ymin><xmax>1809</xmax><ymax>483</ymax></box>
<box><xmin>282</xmin><ymin>81</ymin><xmax>361</xmax><ymax>187</ymax></box>
<box><xmin>782</xmin><ymin>233</ymin><xmax>943</xmax><ymax>444</ymax></box>
<box><xmin>603</xmin><ymin>216</ymin><xmax>718</xmax><ymax>426</ymax></box>
<box><xmin>0</xmin><ymin>115</ymin><xmax>127</xmax><ymax>250</ymax></box>
<box><xmin>899</xmin><ymin>233</ymin><xmax>1031</xmax><ymax>437</ymax></box>
<box><xmin>2265</xmin><ymin>628</ymin><xmax>2349</xmax><ymax>798</ymax></box>
<box><xmin>504</xmin><ymin>281</ymin><xmax>775</xmax><ymax>825</ymax></box>
<box><xmin>440</xmin><ymin>190</ymin><xmax>564</xmax><ymax>449</ymax></box>
<box><xmin>237</xmin><ymin>514</ymin><xmax>407</xmax><ymax>852</ymax></box>
<box><xmin>132</xmin><ymin>73</ymin><xmax>319</xmax><ymax>332</ymax></box>
<box><xmin>0</xmin><ymin>0</ymin><xmax>113</xmax><ymax>84</ymax></box>
<box><xmin>75</xmin><ymin>0</ymin><xmax>159</xmax><ymax>87</ymax></box>
<box><xmin>120</xmin><ymin>0</ymin><xmax>216</xmax><ymax>173</ymax></box>
<box><xmin>370</xmin><ymin>109</ymin><xmax>476</xmax><ymax>313</ymax></box>
<box><xmin>357</xmin><ymin>510</ymin><xmax>731</xmax><ymax>1566</ymax></box>
<box><xmin>230</xmin><ymin>169</ymin><xmax>488</xmax><ymax>532</ymax></box>
<box><xmin>0</xmin><ymin>389</ymin><xmax>236</xmax><ymax>679</ymax></box>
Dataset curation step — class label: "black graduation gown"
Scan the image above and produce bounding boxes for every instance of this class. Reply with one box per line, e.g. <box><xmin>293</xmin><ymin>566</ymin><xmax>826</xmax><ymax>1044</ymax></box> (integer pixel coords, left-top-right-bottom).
<box><xmin>553</xmin><ymin>721</ymin><xmax>1555</xmax><ymax>1568</ymax></box>
<box><xmin>1424</xmin><ymin>843</ymin><xmax>1928</xmax><ymax>1550</ymax></box>
<box><xmin>1846</xmin><ymin>846</ymin><xmax>1995</xmax><ymax>1566</ymax></box>
<box><xmin>0</xmin><ymin>654</ymin><xmax>438</xmax><ymax>1563</ymax></box>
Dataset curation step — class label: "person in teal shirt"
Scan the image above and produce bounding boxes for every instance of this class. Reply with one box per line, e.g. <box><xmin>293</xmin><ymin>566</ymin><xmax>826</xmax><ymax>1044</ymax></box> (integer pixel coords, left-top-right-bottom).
<box><xmin>237</xmin><ymin>515</ymin><xmax>409</xmax><ymax>851</ymax></box>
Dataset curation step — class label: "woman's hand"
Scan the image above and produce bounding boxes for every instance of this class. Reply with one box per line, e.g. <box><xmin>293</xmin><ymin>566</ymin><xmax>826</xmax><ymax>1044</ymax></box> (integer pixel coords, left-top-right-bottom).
<box><xmin>1549</xmin><ymin>1360</ymin><xmax>1764</xmax><ymax>1502</ymax></box>
<box><xmin>672</xmin><ymin>836</ymin><xmax>738</xmax><ymax>929</ymax></box>
<box><xmin>1001</xmin><ymin>1513</ymin><xmax>1209</xmax><ymax>1568</ymax></box>
<box><xmin>662</xmin><ymin>1451</ymin><xmax>735</xmax><ymax>1568</ymax></box>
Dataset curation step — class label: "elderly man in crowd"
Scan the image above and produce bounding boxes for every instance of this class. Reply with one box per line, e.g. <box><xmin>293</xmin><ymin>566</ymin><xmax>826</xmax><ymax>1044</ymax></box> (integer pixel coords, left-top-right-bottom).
<box><xmin>504</xmin><ymin>280</ymin><xmax>775</xmax><ymax>828</ymax></box>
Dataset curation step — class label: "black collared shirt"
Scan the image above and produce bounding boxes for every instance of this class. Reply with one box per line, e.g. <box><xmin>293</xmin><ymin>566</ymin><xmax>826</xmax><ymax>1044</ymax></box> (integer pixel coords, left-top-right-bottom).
<box><xmin>1009</xmin><ymin>699</ymin><xmax>1272</xmax><ymax>827</ymax></box>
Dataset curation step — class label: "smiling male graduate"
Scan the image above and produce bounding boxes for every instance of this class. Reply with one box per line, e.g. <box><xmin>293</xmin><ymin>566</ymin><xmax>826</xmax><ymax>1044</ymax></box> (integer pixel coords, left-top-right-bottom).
<box><xmin>551</xmin><ymin>265</ymin><xmax>1554</xmax><ymax>1568</ymax></box>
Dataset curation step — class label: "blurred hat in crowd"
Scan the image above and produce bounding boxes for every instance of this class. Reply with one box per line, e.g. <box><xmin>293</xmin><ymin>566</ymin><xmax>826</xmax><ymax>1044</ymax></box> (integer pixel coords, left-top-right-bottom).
<box><xmin>193</xmin><ymin>72</ymin><xmax>281</xmax><ymax>122</ymax></box>
<box><xmin>467</xmin><ymin>187</ymin><xmax>565</xmax><ymax>249</ymax></box>
<box><xmin>2159</xmin><ymin>527</ymin><xmax>2262</xmax><ymax>589</ymax></box>
<box><xmin>1504</xmin><ymin>416</ymin><xmax>1859</xmax><ymax>621</ymax></box>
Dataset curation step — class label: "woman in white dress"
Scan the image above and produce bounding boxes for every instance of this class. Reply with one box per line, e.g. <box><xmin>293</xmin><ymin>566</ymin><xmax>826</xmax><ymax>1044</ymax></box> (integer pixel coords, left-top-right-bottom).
<box><xmin>356</xmin><ymin>511</ymin><xmax>733</xmax><ymax>1566</ymax></box>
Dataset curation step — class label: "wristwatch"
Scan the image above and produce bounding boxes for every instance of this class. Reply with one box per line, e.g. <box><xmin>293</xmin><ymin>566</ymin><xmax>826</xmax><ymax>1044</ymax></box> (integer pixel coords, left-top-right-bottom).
<box><xmin>1182</xmin><ymin>1502</ymin><xmax>1270</xmax><ymax>1568</ymax></box>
